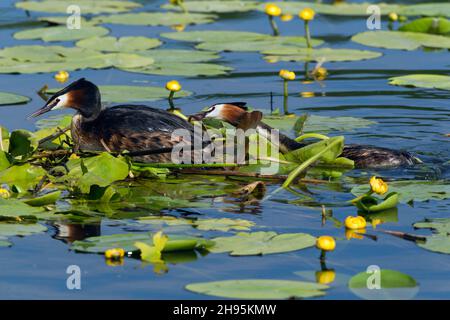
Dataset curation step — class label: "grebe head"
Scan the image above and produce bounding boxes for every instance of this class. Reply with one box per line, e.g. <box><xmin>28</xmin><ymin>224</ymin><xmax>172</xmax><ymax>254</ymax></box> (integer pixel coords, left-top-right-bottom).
<box><xmin>189</xmin><ymin>102</ymin><xmax>248</xmax><ymax>124</ymax></box>
<box><xmin>29</xmin><ymin>78</ymin><xmax>101</xmax><ymax>119</ymax></box>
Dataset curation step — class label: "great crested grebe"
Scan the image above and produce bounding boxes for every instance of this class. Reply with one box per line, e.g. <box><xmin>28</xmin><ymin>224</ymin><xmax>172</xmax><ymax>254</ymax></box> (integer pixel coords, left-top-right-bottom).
<box><xmin>29</xmin><ymin>78</ymin><xmax>207</xmax><ymax>163</ymax></box>
<box><xmin>189</xmin><ymin>102</ymin><xmax>422</xmax><ymax>169</ymax></box>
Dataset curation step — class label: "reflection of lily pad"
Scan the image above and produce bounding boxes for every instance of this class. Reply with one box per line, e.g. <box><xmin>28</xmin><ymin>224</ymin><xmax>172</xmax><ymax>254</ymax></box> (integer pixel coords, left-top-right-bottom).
<box><xmin>14</xmin><ymin>26</ymin><xmax>109</xmax><ymax>42</ymax></box>
<box><xmin>389</xmin><ymin>75</ymin><xmax>450</xmax><ymax>91</ymax></box>
<box><xmin>122</xmin><ymin>62</ymin><xmax>232</xmax><ymax>77</ymax></box>
<box><xmin>163</xmin><ymin>1</ymin><xmax>259</xmax><ymax>13</ymax></box>
<box><xmin>209</xmin><ymin>231</ymin><xmax>316</xmax><ymax>256</ymax></box>
<box><xmin>92</xmin><ymin>12</ymin><xmax>217</xmax><ymax>26</ymax></box>
<box><xmin>351</xmin><ymin>180</ymin><xmax>450</xmax><ymax>203</ymax></box>
<box><xmin>352</xmin><ymin>31</ymin><xmax>450</xmax><ymax>50</ymax></box>
<box><xmin>16</xmin><ymin>0</ymin><xmax>141</xmax><ymax>14</ymax></box>
<box><xmin>0</xmin><ymin>92</ymin><xmax>30</xmax><ymax>106</ymax></box>
<box><xmin>263</xmin><ymin>48</ymin><xmax>382</xmax><ymax>62</ymax></box>
<box><xmin>76</xmin><ymin>36</ymin><xmax>162</xmax><ymax>52</ymax></box>
<box><xmin>48</xmin><ymin>85</ymin><xmax>191</xmax><ymax>103</ymax></box>
<box><xmin>186</xmin><ymin>279</ymin><xmax>328</xmax><ymax>299</ymax></box>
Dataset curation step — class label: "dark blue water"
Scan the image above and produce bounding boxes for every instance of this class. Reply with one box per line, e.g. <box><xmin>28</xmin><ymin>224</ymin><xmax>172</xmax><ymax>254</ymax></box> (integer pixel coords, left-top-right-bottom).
<box><xmin>0</xmin><ymin>0</ymin><xmax>449</xmax><ymax>299</ymax></box>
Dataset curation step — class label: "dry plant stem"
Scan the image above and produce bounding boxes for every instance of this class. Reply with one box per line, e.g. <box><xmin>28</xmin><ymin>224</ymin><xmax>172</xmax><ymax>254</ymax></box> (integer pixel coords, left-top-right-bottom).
<box><xmin>379</xmin><ymin>229</ymin><xmax>427</xmax><ymax>242</ymax></box>
<box><xmin>38</xmin><ymin>126</ymin><xmax>70</xmax><ymax>146</ymax></box>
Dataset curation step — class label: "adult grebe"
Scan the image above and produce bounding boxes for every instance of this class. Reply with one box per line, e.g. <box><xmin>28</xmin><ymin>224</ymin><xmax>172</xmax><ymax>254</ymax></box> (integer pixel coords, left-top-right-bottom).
<box><xmin>189</xmin><ymin>102</ymin><xmax>421</xmax><ymax>169</ymax></box>
<box><xmin>29</xmin><ymin>78</ymin><xmax>206</xmax><ymax>163</ymax></box>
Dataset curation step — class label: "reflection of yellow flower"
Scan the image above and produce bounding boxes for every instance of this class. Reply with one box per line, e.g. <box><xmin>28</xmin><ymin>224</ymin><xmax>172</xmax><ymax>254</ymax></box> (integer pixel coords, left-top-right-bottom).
<box><xmin>105</xmin><ymin>258</ymin><xmax>124</xmax><ymax>267</ymax></box>
<box><xmin>54</xmin><ymin>71</ymin><xmax>69</xmax><ymax>83</ymax></box>
<box><xmin>105</xmin><ymin>248</ymin><xmax>125</xmax><ymax>260</ymax></box>
<box><xmin>301</xmin><ymin>91</ymin><xmax>315</xmax><ymax>98</ymax></box>
<box><xmin>371</xmin><ymin>219</ymin><xmax>382</xmax><ymax>229</ymax></box>
<box><xmin>388</xmin><ymin>12</ymin><xmax>398</xmax><ymax>22</ymax></box>
<box><xmin>0</xmin><ymin>188</ymin><xmax>10</xmax><ymax>199</ymax></box>
<box><xmin>171</xmin><ymin>24</ymin><xmax>185</xmax><ymax>32</ymax></box>
<box><xmin>299</xmin><ymin>8</ymin><xmax>315</xmax><ymax>21</ymax></box>
<box><xmin>279</xmin><ymin>69</ymin><xmax>296</xmax><ymax>80</ymax></box>
<box><xmin>166</xmin><ymin>80</ymin><xmax>182</xmax><ymax>92</ymax></box>
<box><xmin>345</xmin><ymin>216</ymin><xmax>367</xmax><ymax>230</ymax></box>
<box><xmin>315</xmin><ymin>270</ymin><xmax>336</xmax><ymax>284</ymax></box>
<box><xmin>280</xmin><ymin>14</ymin><xmax>293</xmax><ymax>22</ymax></box>
<box><xmin>316</xmin><ymin>236</ymin><xmax>336</xmax><ymax>251</ymax></box>
<box><xmin>265</xmin><ymin>4</ymin><xmax>282</xmax><ymax>17</ymax></box>
<box><xmin>265</xmin><ymin>56</ymin><xmax>279</xmax><ymax>64</ymax></box>
<box><xmin>370</xmin><ymin>176</ymin><xmax>388</xmax><ymax>195</ymax></box>
<box><xmin>345</xmin><ymin>228</ymin><xmax>366</xmax><ymax>240</ymax></box>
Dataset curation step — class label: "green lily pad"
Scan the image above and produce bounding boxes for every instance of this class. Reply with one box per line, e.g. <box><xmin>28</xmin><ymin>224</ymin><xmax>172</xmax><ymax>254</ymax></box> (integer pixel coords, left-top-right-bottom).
<box><xmin>76</xmin><ymin>36</ymin><xmax>162</xmax><ymax>53</ymax></box>
<box><xmin>351</xmin><ymin>180</ymin><xmax>450</xmax><ymax>203</ymax></box>
<box><xmin>161</xmin><ymin>30</ymin><xmax>266</xmax><ymax>43</ymax></box>
<box><xmin>0</xmin><ymin>45</ymin><xmax>98</xmax><ymax>62</ymax></box>
<box><xmin>47</xmin><ymin>85</ymin><xmax>191</xmax><ymax>103</ymax></box>
<box><xmin>23</xmin><ymin>191</ymin><xmax>61</xmax><ymax>207</ymax></box>
<box><xmin>389</xmin><ymin>74</ymin><xmax>450</xmax><ymax>91</ymax></box>
<box><xmin>0</xmin><ymin>151</ymin><xmax>9</xmax><ymax>172</ymax></box>
<box><xmin>194</xmin><ymin>218</ymin><xmax>255</xmax><ymax>232</ymax></box>
<box><xmin>413</xmin><ymin>218</ymin><xmax>450</xmax><ymax>254</ymax></box>
<box><xmin>92</xmin><ymin>12</ymin><xmax>217</xmax><ymax>26</ymax></box>
<box><xmin>0</xmin><ymin>92</ymin><xmax>30</xmax><ymax>106</ymax></box>
<box><xmin>285</xmin><ymin>136</ymin><xmax>344</xmax><ymax>164</ymax></box>
<box><xmin>72</xmin><ymin>232</ymin><xmax>213</xmax><ymax>253</ymax></box>
<box><xmin>398</xmin><ymin>3</ymin><xmax>450</xmax><ymax>18</ymax></box>
<box><xmin>399</xmin><ymin>17</ymin><xmax>450</xmax><ymax>35</ymax></box>
<box><xmin>352</xmin><ymin>30</ymin><xmax>450</xmax><ymax>50</ymax></box>
<box><xmin>38</xmin><ymin>16</ymin><xmax>89</xmax><ymax>26</ymax></box>
<box><xmin>0</xmin><ymin>239</ymin><xmax>11</xmax><ymax>247</ymax></box>
<box><xmin>0</xmin><ymin>223</ymin><xmax>47</xmax><ymax>237</ymax></box>
<box><xmin>186</xmin><ymin>279</ymin><xmax>328</xmax><ymax>299</ymax></box>
<box><xmin>163</xmin><ymin>1</ymin><xmax>259</xmax><ymax>13</ymax></box>
<box><xmin>414</xmin><ymin>218</ymin><xmax>450</xmax><ymax>235</ymax></box>
<box><xmin>137</xmin><ymin>216</ymin><xmax>191</xmax><ymax>226</ymax></box>
<box><xmin>8</xmin><ymin>130</ymin><xmax>38</xmax><ymax>161</ymax></box>
<box><xmin>136</xmin><ymin>49</ymin><xmax>219</xmax><ymax>63</ymax></box>
<box><xmin>14</xmin><ymin>26</ymin><xmax>110</xmax><ymax>42</ymax></box>
<box><xmin>353</xmin><ymin>192</ymin><xmax>399</xmax><ymax>213</ymax></box>
<box><xmin>209</xmin><ymin>231</ymin><xmax>316</xmax><ymax>256</ymax></box>
<box><xmin>0</xmin><ymin>198</ymin><xmax>44</xmax><ymax>218</ymax></box>
<box><xmin>16</xmin><ymin>0</ymin><xmax>141</xmax><ymax>14</ymax></box>
<box><xmin>144</xmin><ymin>196</ymin><xmax>209</xmax><ymax>210</ymax></box>
<box><xmin>0</xmin><ymin>164</ymin><xmax>46</xmax><ymax>194</ymax></box>
<box><xmin>123</xmin><ymin>62</ymin><xmax>232</xmax><ymax>77</ymax></box>
<box><xmin>263</xmin><ymin>48</ymin><xmax>382</xmax><ymax>62</ymax></box>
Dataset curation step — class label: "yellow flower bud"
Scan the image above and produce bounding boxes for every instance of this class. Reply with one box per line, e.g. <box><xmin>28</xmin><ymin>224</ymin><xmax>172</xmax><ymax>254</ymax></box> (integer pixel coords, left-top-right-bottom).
<box><xmin>388</xmin><ymin>12</ymin><xmax>398</xmax><ymax>22</ymax></box>
<box><xmin>370</xmin><ymin>176</ymin><xmax>388</xmax><ymax>195</ymax></box>
<box><xmin>171</xmin><ymin>24</ymin><xmax>185</xmax><ymax>32</ymax></box>
<box><xmin>280</xmin><ymin>14</ymin><xmax>293</xmax><ymax>22</ymax></box>
<box><xmin>54</xmin><ymin>71</ymin><xmax>69</xmax><ymax>83</ymax></box>
<box><xmin>315</xmin><ymin>270</ymin><xmax>336</xmax><ymax>284</ymax></box>
<box><xmin>316</xmin><ymin>235</ymin><xmax>336</xmax><ymax>251</ymax></box>
<box><xmin>105</xmin><ymin>248</ymin><xmax>125</xmax><ymax>260</ymax></box>
<box><xmin>299</xmin><ymin>8</ymin><xmax>315</xmax><ymax>21</ymax></box>
<box><xmin>265</xmin><ymin>4</ymin><xmax>282</xmax><ymax>17</ymax></box>
<box><xmin>345</xmin><ymin>216</ymin><xmax>367</xmax><ymax>230</ymax></box>
<box><xmin>0</xmin><ymin>188</ymin><xmax>10</xmax><ymax>199</ymax></box>
<box><xmin>279</xmin><ymin>69</ymin><xmax>295</xmax><ymax>81</ymax></box>
<box><xmin>315</xmin><ymin>67</ymin><xmax>327</xmax><ymax>78</ymax></box>
<box><xmin>166</xmin><ymin>80</ymin><xmax>181</xmax><ymax>92</ymax></box>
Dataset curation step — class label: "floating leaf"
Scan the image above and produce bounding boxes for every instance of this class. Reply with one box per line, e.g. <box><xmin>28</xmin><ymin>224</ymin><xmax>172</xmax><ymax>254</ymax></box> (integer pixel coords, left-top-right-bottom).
<box><xmin>161</xmin><ymin>30</ymin><xmax>266</xmax><ymax>43</ymax></box>
<box><xmin>137</xmin><ymin>216</ymin><xmax>191</xmax><ymax>226</ymax></box>
<box><xmin>0</xmin><ymin>223</ymin><xmax>47</xmax><ymax>237</ymax></box>
<box><xmin>353</xmin><ymin>192</ymin><xmax>399</xmax><ymax>213</ymax></box>
<box><xmin>389</xmin><ymin>74</ymin><xmax>450</xmax><ymax>91</ymax></box>
<box><xmin>263</xmin><ymin>48</ymin><xmax>382</xmax><ymax>62</ymax></box>
<box><xmin>398</xmin><ymin>3</ymin><xmax>450</xmax><ymax>18</ymax></box>
<box><xmin>0</xmin><ymin>198</ymin><xmax>44</xmax><ymax>218</ymax></box>
<box><xmin>47</xmin><ymin>85</ymin><xmax>191</xmax><ymax>103</ymax></box>
<box><xmin>23</xmin><ymin>191</ymin><xmax>61</xmax><ymax>207</ymax></box>
<box><xmin>414</xmin><ymin>218</ymin><xmax>450</xmax><ymax>254</ymax></box>
<box><xmin>0</xmin><ymin>92</ymin><xmax>30</xmax><ymax>106</ymax></box>
<box><xmin>399</xmin><ymin>17</ymin><xmax>450</xmax><ymax>35</ymax></box>
<box><xmin>163</xmin><ymin>1</ymin><xmax>259</xmax><ymax>13</ymax></box>
<box><xmin>209</xmin><ymin>231</ymin><xmax>316</xmax><ymax>256</ymax></box>
<box><xmin>352</xmin><ymin>31</ymin><xmax>450</xmax><ymax>50</ymax></box>
<box><xmin>186</xmin><ymin>279</ymin><xmax>328</xmax><ymax>299</ymax></box>
<box><xmin>144</xmin><ymin>196</ymin><xmax>209</xmax><ymax>210</ymax></box>
<box><xmin>123</xmin><ymin>62</ymin><xmax>232</xmax><ymax>77</ymax></box>
<box><xmin>414</xmin><ymin>218</ymin><xmax>450</xmax><ymax>235</ymax></box>
<box><xmin>0</xmin><ymin>164</ymin><xmax>46</xmax><ymax>194</ymax></box>
<box><xmin>38</xmin><ymin>16</ymin><xmax>89</xmax><ymax>25</ymax></box>
<box><xmin>351</xmin><ymin>180</ymin><xmax>450</xmax><ymax>203</ymax></box>
<box><xmin>285</xmin><ymin>136</ymin><xmax>344</xmax><ymax>164</ymax></box>
<box><xmin>0</xmin><ymin>151</ymin><xmax>9</xmax><ymax>172</ymax></box>
<box><xmin>8</xmin><ymin>130</ymin><xmax>38</xmax><ymax>161</ymax></box>
<box><xmin>76</xmin><ymin>36</ymin><xmax>162</xmax><ymax>53</ymax></box>
<box><xmin>16</xmin><ymin>0</ymin><xmax>141</xmax><ymax>14</ymax></box>
<box><xmin>136</xmin><ymin>49</ymin><xmax>219</xmax><ymax>63</ymax></box>
<box><xmin>14</xmin><ymin>26</ymin><xmax>110</xmax><ymax>42</ymax></box>
<box><xmin>92</xmin><ymin>12</ymin><xmax>217</xmax><ymax>26</ymax></box>
<box><xmin>194</xmin><ymin>218</ymin><xmax>255</xmax><ymax>232</ymax></box>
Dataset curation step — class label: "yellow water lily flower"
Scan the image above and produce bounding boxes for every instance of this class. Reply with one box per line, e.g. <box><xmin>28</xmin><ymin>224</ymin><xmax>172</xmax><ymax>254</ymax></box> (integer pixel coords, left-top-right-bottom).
<box><xmin>69</xmin><ymin>153</ymin><xmax>80</xmax><ymax>160</ymax></box>
<box><xmin>171</xmin><ymin>24</ymin><xmax>186</xmax><ymax>32</ymax></box>
<box><xmin>345</xmin><ymin>216</ymin><xmax>367</xmax><ymax>230</ymax></box>
<box><xmin>104</xmin><ymin>248</ymin><xmax>125</xmax><ymax>260</ymax></box>
<box><xmin>265</xmin><ymin>4</ymin><xmax>282</xmax><ymax>17</ymax></box>
<box><xmin>153</xmin><ymin>230</ymin><xmax>168</xmax><ymax>252</ymax></box>
<box><xmin>0</xmin><ymin>188</ymin><xmax>10</xmax><ymax>199</ymax></box>
<box><xmin>370</xmin><ymin>176</ymin><xmax>388</xmax><ymax>195</ymax></box>
<box><xmin>299</xmin><ymin>8</ymin><xmax>315</xmax><ymax>21</ymax></box>
<box><xmin>280</xmin><ymin>14</ymin><xmax>294</xmax><ymax>22</ymax></box>
<box><xmin>279</xmin><ymin>69</ymin><xmax>296</xmax><ymax>81</ymax></box>
<box><xmin>54</xmin><ymin>71</ymin><xmax>69</xmax><ymax>83</ymax></box>
<box><xmin>316</xmin><ymin>235</ymin><xmax>336</xmax><ymax>251</ymax></box>
<box><xmin>314</xmin><ymin>67</ymin><xmax>328</xmax><ymax>80</ymax></box>
<box><xmin>388</xmin><ymin>12</ymin><xmax>398</xmax><ymax>22</ymax></box>
<box><xmin>345</xmin><ymin>228</ymin><xmax>366</xmax><ymax>240</ymax></box>
<box><xmin>166</xmin><ymin>80</ymin><xmax>182</xmax><ymax>92</ymax></box>
<box><xmin>315</xmin><ymin>269</ymin><xmax>336</xmax><ymax>284</ymax></box>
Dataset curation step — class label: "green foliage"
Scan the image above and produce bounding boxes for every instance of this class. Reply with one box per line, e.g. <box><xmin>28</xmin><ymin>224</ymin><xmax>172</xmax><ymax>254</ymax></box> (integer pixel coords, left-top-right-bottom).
<box><xmin>399</xmin><ymin>17</ymin><xmax>450</xmax><ymax>35</ymax></box>
<box><xmin>349</xmin><ymin>269</ymin><xmax>416</xmax><ymax>288</ymax></box>
<box><xmin>16</xmin><ymin>0</ymin><xmax>141</xmax><ymax>14</ymax></box>
<box><xmin>76</xmin><ymin>36</ymin><xmax>162</xmax><ymax>53</ymax></box>
<box><xmin>389</xmin><ymin>74</ymin><xmax>450</xmax><ymax>91</ymax></box>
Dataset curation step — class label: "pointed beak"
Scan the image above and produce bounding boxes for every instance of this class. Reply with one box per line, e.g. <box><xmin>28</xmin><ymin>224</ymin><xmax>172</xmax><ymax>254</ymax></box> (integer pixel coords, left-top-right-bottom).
<box><xmin>27</xmin><ymin>102</ymin><xmax>53</xmax><ymax>120</ymax></box>
<box><xmin>188</xmin><ymin>111</ymin><xmax>207</xmax><ymax>122</ymax></box>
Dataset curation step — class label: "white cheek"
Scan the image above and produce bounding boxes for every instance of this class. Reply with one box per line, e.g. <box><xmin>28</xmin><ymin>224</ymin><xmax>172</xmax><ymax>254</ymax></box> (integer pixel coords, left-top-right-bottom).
<box><xmin>51</xmin><ymin>93</ymin><xmax>69</xmax><ymax>110</ymax></box>
<box><xmin>205</xmin><ymin>105</ymin><xmax>223</xmax><ymax>118</ymax></box>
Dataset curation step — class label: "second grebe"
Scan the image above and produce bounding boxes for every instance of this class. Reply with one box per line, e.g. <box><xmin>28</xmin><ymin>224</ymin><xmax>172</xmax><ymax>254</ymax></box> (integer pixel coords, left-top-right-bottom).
<box><xmin>189</xmin><ymin>103</ymin><xmax>421</xmax><ymax>169</ymax></box>
<box><xmin>29</xmin><ymin>78</ymin><xmax>207</xmax><ymax>163</ymax></box>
